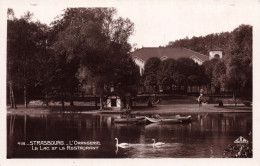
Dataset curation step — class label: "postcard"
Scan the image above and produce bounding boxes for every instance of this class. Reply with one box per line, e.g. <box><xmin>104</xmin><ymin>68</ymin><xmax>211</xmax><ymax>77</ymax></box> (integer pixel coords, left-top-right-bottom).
<box><xmin>1</xmin><ymin>0</ymin><xmax>260</xmax><ymax>166</ymax></box>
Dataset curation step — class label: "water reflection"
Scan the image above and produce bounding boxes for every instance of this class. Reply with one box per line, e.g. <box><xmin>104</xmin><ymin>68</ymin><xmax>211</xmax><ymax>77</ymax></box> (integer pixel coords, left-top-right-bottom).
<box><xmin>7</xmin><ymin>112</ymin><xmax>252</xmax><ymax>158</ymax></box>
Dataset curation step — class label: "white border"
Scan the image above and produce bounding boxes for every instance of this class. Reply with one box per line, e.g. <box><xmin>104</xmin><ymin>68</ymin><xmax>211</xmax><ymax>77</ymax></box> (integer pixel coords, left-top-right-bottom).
<box><xmin>1</xmin><ymin>0</ymin><xmax>260</xmax><ymax>166</ymax></box>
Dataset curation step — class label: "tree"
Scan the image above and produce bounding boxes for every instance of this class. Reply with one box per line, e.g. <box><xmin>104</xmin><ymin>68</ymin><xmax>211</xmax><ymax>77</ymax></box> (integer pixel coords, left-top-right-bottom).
<box><xmin>224</xmin><ymin>25</ymin><xmax>252</xmax><ymax>98</ymax></box>
<box><xmin>143</xmin><ymin>57</ymin><xmax>161</xmax><ymax>92</ymax></box>
<box><xmin>145</xmin><ymin>57</ymin><xmax>203</xmax><ymax>93</ymax></box>
<box><xmin>202</xmin><ymin>58</ymin><xmax>219</xmax><ymax>93</ymax></box>
<box><xmin>174</xmin><ymin>58</ymin><xmax>200</xmax><ymax>90</ymax></box>
<box><xmin>7</xmin><ymin>8</ymin><xmax>15</xmax><ymax>20</ymax></box>
<box><xmin>167</xmin><ymin>24</ymin><xmax>252</xmax><ymax>98</ymax></box>
<box><xmin>51</xmin><ymin>8</ymin><xmax>135</xmax><ymax>110</ymax></box>
<box><xmin>156</xmin><ymin>58</ymin><xmax>176</xmax><ymax>92</ymax></box>
<box><xmin>212</xmin><ymin>60</ymin><xmax>226</xmax><ymax>94</ymax></box>
<box><xmin>114</xmin><ymin>55</ymin><xmax>140</xmax><ymax>92</ymax></box>
<box><xmin>7</xmin><ymin>11</ymin><xmax>47</xmax><ymax>108</ymax></box>
<box><xmin>168</xmin><ymin>32</ymin><xmax>231</xmax><ymax>56</ymax></box>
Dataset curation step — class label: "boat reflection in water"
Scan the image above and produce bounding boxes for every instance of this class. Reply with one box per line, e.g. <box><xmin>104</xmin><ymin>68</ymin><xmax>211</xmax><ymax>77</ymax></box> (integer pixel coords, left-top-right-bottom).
<box><xmin>7</xmin><ymin>112</ymin><xmax>252</xmax><ymax>158</ymax></box>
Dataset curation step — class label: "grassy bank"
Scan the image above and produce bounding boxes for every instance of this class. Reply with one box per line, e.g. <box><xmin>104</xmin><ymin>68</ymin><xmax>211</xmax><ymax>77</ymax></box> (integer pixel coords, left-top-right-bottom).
<box><xmin>7</xmin><ymin>94</ymin><xmax>252</xmax><ymax>115</ymax></box>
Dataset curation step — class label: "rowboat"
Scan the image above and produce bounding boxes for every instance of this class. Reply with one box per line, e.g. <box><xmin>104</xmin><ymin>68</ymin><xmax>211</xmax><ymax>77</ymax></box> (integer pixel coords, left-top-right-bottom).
<box><xmin>174</xmin><ymin>115</ymin><xmax>192</xmax><ymax>123</ymax></box>
<box><xmin>145</xmin><ymin>117</ymin><xmax>181</xmax><ymax>124</ymax></box>
<box><xmin>145</xmin><ymin>115</ymin><xmax>192</xmax><ymax>124</ymax></box>
<box><xmin>113</xmin><ymin>116</ymin><xmax>146</xmax><ymax>124</ymax></box>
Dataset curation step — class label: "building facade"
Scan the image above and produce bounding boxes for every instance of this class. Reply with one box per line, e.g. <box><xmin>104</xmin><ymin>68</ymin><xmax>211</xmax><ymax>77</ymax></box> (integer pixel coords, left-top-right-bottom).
<box><xmin>130</xmin><ymin>47</ymin><xmax>223</xmax><ymax>94</ymax></box>
<box><xmin>130</xmin><ymin>47</ymin><xmax>210</xmax><ymax>75</ymax></box>
<box><xmin>209</xmin><ymin>50</ymin><xmax>223</xmax><ymax>60</ymax></box>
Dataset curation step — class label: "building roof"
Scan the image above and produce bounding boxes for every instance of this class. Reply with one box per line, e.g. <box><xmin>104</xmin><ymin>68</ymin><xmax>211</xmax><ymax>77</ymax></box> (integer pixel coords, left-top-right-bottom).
<box><xmin>130</xmin><ymin>47</ymin><xmax>209</xmax><ymax>62</ymax></box>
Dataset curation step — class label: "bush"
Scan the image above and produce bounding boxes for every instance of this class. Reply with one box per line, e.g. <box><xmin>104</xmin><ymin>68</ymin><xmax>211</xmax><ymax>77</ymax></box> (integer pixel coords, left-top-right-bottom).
<box><xmin>223</xmin><ymin>143</ymin><xmax>252</xmax><ymax>158</ymax></box>
<box><xmin>223</xmin><ymin>132</ymin><xmax>252</xmax><ymax>158</ymax></box>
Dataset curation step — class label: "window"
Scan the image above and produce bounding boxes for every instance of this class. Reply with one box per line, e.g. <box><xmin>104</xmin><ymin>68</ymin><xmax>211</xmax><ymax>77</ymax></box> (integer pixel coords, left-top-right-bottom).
<box><xmin>111</xmin><ymin>99</ymin><xmax>117</xmax><ymax>107</ymax></box>
<box><xmin>214</xmin><ymin>54</ymin><xmax>220</xmax><ymax>59</ymax></box>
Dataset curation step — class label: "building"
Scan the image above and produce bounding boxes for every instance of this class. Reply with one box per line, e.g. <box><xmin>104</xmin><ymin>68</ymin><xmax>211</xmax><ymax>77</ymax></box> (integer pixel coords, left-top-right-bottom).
<box><xmin>104</xmin><ymin>87</ymin><xmax>134</xmax><ymax>111</ymax></box>
<box><xmin>105</xmin><ymin>93</ymin><xmax>122</xmax><ymax>109</ymax></box>
<box><xmin>130</xmin><ymin>47</ymin><xmax>224</xmax><ymax>94</ymax></box>
<box><xmin>130</xmin><ymin>47</ymin><xmax>210</xmax><ymax>75</ymax></box>
<box><xmin>209</xmin><ymin>49</ymin><xmax>223</xmax><ymax>60</ymax></box>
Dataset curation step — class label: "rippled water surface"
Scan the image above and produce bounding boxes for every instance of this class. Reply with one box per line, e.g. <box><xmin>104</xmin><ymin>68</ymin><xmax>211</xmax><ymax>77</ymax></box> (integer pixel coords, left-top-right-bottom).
<box><xmin>7</xmin><ymin>112</ymin><xmax>252</xmax><ymax>158</ymax></box>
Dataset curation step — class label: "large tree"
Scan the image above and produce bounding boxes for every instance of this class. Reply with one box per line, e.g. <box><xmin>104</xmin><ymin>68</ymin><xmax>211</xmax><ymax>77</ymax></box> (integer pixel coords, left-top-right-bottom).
<box><xmin>143</xmin><ymin>57</ymin><xmax>161</xmax><ymax>92</ymax></box>
<box><xmin>224</xmin><ymin>25</ymin><xmax>252</xmax><ymax>98</ymax></box>
<box><xmin>156</xmin><ymin>58</ymin><xmax>176</xmax><ymax>92</ymax></box>
<box><xmin>51</xmin><ymin>8</ymin><xmax>135</xmax><ymax>110</ymax></box>
<box><xmin>201</xmin><ymin>58</ymin><xmax>219</xmax><ymax>93</ymax></box>
<box><xmin>168</xmin><ymin>24</ymin><xmax>252</xmax><ymax>98</ymax></box>
<box><xmin>174</xmin><ymin>58</ymin><xmax>200</xmax><ymax>90</ymax></box>
<box><xmin>144</xmin><ymin>57</ymin><xmax>203</xmax><ymax>93</ymax></box>
<box><xmin>7</xmin><ymin>11</ymin><xmax>48</xmax><ymax>108</ymax></box>
<box><xmin>211</xmin><ymin>60</ymin><xmax>226</xmax><ymax>94</ymax></box>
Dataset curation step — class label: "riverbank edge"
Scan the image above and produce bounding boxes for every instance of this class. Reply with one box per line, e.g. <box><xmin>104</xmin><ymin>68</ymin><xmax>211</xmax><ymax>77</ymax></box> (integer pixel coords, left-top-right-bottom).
<box><xmin>6</xmin><ymin>104</ymin><xmax>252</xmax><ymax>115</ymax></box>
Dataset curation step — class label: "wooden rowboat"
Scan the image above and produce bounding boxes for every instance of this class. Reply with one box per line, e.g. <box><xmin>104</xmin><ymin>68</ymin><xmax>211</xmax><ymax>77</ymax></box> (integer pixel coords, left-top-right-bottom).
<box><xmin>175</xmin><ymin>115</ymin><xmax>192</xmax><ymax>123</ymax></box>
<box><xmin>113</xmin><ymin>116</ymin><xmax>146</xmax><ymax>124</ymax></box>
<box><xmin>145</xmin><ymin>115</ymin><xmax>192</xmax><ymax>124</ymax></box>
<box><xmin>145</xmin><ymin>117</ymin><xmax>181</xmax><ymax>124</ymax></box>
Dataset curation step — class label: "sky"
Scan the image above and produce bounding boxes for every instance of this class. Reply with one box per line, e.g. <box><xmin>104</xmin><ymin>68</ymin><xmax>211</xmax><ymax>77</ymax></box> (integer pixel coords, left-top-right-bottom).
<box><xmin>3</xmin><ymin>0</ymin><xmax>260</xmax><ymax>48</ymax></box>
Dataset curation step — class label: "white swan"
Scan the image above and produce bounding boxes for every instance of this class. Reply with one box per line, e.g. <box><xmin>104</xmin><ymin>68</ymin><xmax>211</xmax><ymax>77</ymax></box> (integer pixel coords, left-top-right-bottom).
<box><xmin>115</xmin><ymin>138</ymin><xmax>130</xmax><ymax>148</ymax></box>
<box><xmin>152</xmin><ymin>139</ymin><xmax>165</xmax><ymax>147</ymax></box>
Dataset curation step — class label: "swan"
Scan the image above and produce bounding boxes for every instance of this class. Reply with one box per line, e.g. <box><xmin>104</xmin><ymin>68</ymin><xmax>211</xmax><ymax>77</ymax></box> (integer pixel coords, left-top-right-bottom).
<box><xmin>152</xmin><ymin>139</ymin><xmax>165</xmax><ymax>147</ymax></box>
<box><xmin>115</xmin><ymin>138</ymin><xmax>130</xmax><ymax>148</ymax></box>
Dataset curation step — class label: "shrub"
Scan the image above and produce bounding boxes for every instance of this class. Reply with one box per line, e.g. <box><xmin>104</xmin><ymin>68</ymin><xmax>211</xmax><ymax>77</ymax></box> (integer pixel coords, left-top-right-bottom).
<box><xmin>223</xmin><ymin>143</ymin><xmax>252</xmax><ymax>158</ymax></box>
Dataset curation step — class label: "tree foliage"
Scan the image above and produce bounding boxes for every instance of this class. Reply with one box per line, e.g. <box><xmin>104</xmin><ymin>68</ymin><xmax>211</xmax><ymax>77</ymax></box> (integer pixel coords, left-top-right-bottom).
<box><xmin>51</xmin><ymin>8</ymin><xmax>136</xmax><ymax>110</ymax></box>
<box><xmin>201</xmin><ymin>58</ymin><xmax>219</xmax><ymax>91</ymax></box>
<box><xmin>175</xmin><ymin>58</ymin><xmax>201</xmax><ymax>86</ymax></box>
<box><xmin>157</xmin><ymin>58</ymin><xmax>176</xmax><ymax>89</ymax></box>
<box><xmin>7</xmin><ymin>8</ymin><xmax>137</xmax><ymax>109</ymax></box>
<box><xmin>224</xmin><ymin>25</ymin><xmax>252</xmax><ymax>97</ymax></box>
<box><xmin>143</xmin><ymin>57</ymin><xmax>161</xmax><ymax>90</ymax></box>
<box><xmin>167</xmin><ymin>24</ymin><xmax>252</xmax><ymax>97</ymax></box>
<box><xmin>212</xmin><ymin>60</ymin><xmax>226</xmax><ymax>93</ymax></box>
<box><xmin>7</xmin><ymin>12</ymin><xmax>48</xmax><ymax>107</ymax></box>
<box><xmin>143</xmin><ymin>57</ymin><xmax>204</xmax><ymax>93</ymax></box>
<box><xmin>7</xmin><ymin>7</ymin><xmax>252</xmax><ymax>109</ymax></box>
<box><xmin>168</xmin><ymin>32</ymin><xmax>231</xmax><ymax>56</ymax></box>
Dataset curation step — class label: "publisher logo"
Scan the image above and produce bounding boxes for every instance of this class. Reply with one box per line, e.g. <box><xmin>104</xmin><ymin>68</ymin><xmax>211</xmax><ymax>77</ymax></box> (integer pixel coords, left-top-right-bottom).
<box><xmin>234</xmin><ymin>136</ymin><xmax>249</xmax><ymax>144</ymax></box>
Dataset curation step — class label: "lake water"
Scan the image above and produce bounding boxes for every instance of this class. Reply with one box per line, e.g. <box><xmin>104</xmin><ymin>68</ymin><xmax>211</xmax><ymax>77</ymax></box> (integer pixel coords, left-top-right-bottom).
<box><xmin>7</xmin><ymin>112</ymin><xmax>252</xmax><ymax>158</ymax></box>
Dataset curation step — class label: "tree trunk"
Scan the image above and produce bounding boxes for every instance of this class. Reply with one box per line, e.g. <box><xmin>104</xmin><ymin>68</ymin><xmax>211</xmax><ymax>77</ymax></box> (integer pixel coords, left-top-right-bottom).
<box><xmin>24</xmin><ymin>85</ymin><xmax>28</xmax><ymax>108</ymax></box>
<box><xmin>45</xmin><ymin>94</ymin><xmax>49</xmax><ymax>106</ymax></box>
<box><xmin>10</xmin><ymin>83</ymin><xmax>17</xmax><ymax>109</ymax></box>
<box><xmin>233</xmin><ymin>92</ymin><xmax>237</xmax><ymax>107</ymax></box>
<box><xmin>69</xmin><ymin>100</ymin><xmax>74</xmax><ymax>106</ymax></box>
<box><xmin>61</xmin><ymin>92</ymin><xmax>65</xmax><ymax>110</ymax></box>
<box><xmin>69</xmin><ymin>92</ymin><xmax>74</xmax><ymax>106</ymax></box>
<box><xmin>235</xmin><ymin>96</ymin><xmax>237</xmax><ymax>107</ymax></box>
<box><xmin>94</xmin><ymin>94</ymin><xmax>97</xmax><ymax>107</ymax></box>
<box><xmin>99</xmin><ymin>89</ymin><xmax>104</xmax><ymax>111</ymax></box>
<box><xmin>61</xmin><ymin>101</ymin><xmax>65</xmax><ymax>109</ymax></box>
<box><xmin>13</xmin><ymin>94</ymin><xmax>17</xmax><ymax>109</ymax></box>
<box><xmin>9</xmin><ymin>83</ymin><xmax>14</xmax><ymax>108</ymax></box>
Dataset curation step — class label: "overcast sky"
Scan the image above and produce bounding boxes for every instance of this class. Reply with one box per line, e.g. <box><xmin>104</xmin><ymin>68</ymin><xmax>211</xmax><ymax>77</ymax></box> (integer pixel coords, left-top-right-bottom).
<box><xmin>3</xmin><ymin>0</ymin><xmax>260</xmax><ymax>48</ymax></box>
